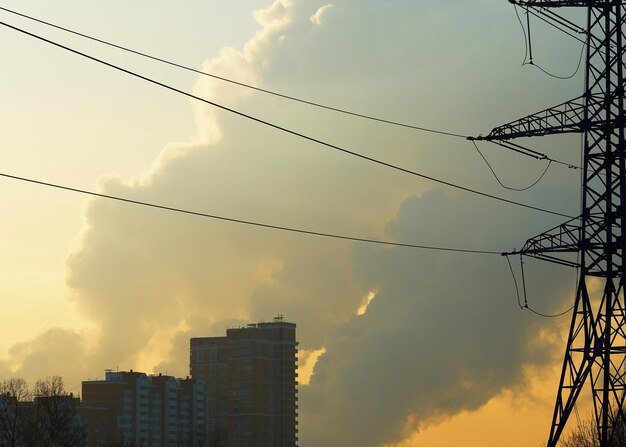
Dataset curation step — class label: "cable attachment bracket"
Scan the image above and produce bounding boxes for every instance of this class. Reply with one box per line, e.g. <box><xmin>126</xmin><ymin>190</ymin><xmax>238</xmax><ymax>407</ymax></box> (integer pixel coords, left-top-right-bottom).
<box><xmin>502</xmin><ymin>216</ymin><xmax>581</xmax><ymax>268</ymax></box>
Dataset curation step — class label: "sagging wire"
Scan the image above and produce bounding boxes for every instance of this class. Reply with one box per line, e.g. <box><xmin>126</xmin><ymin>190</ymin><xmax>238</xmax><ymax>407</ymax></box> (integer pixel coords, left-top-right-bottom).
<box><xmin>529</xmin><ymin>40</ymin><xmax>586</xmax><ymax>80</ymax></box>
<box><xmin>472</xmin><ymin>140</ymin><xmax>552</xmax><ymax>191</ymax></box>
<box><xmin>526</xmin><ymin>6</ymin><xmax>535</xmax><ymax>64</ymax></box>
<box><xmin>515</xmin><ymin>4</ymin><xmax>586</xmax><ymax>80</ymax></box>
<box><xmin>514</xmin><ymin>4</ymin><xmax>530</xmax><ymax>65</ymax></box>
<box><xmin>0</xmin><ymin>5</ymin><xmax>470</xmax><ymax>139</ymax></box>
<box><xmin>0</xmin><ymin>19</ymin><xmax>576</xmax><ymax>220</ymax></box>
<box><xmin>520</xmin><ymin>255</ymin><xmax>530</xmax><ymax>309</ymax></box>
<box><xmin>505</xmin><ymin>254</ymin><xmax>575</xmax><ymax>318</ymax></box>
<box><xmin>506</xmin><ymin>255</ymin><xmax>526</xmax><ymax>310</ymax></box>
<box><xmin>526</xmin><ymin>302</ymin><xmax>575</xmax><ymax>318</ymax></box>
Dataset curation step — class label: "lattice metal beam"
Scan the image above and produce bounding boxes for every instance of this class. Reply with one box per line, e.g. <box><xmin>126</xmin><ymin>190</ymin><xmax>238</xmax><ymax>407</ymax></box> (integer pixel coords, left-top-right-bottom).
<box><xmin>511</xmin><ymin>1</ymin><xmax>597</xmax><ymax>7</ymax></box>
<box><xmin>484</xmin><ymin>2</ymin><xmax>626</xmax><ymax>446</ymax></box>
<box><xmin>474</xmin><ymin>96</ymin><xmax>587</xmax><ymax>141</ymax></box>
<box><xmin>504</xmin><ymin>218</ymin><xmax>581</xmax><ymax>267</ymax></box>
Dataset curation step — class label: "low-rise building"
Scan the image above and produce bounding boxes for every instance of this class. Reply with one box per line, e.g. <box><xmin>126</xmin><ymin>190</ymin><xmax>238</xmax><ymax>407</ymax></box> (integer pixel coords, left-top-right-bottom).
<box><xmin>81</xmin><ymin>370</ymin><xmax>208</xmax><ymax>447</ymax></box>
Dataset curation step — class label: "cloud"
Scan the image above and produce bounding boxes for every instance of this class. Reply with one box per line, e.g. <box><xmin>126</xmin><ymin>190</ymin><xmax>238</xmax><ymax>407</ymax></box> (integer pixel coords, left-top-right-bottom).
<box><xmin>0</xmin><ymin>359</ymin><xmax>10</xmax><ymax>378</ymax></box>
<box><xmin>1</xmin><ymin>0</ymin><xmax>584</xmax><ymax>445</ymax></box>
<box><xmin>299</xmin><ymin>188</ymin><xmax>575</xmax><ymax>447</ymax></box>
<box><xmin>4</xmin><ymin>328</ymin><xmax>89</xmax><ymax>390</ymax></box>
<box><xmin>310</xmin><ymin>4</ymin><xmax>333</xmax><ymax>26</ymax></box>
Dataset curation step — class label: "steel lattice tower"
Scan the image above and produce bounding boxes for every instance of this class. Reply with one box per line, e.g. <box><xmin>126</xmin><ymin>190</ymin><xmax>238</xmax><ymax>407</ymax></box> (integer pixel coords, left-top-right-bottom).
<box><xmin>471</xmin><ymin>1</ymin><xmax>626</xmax><ymax>445</ymax></box>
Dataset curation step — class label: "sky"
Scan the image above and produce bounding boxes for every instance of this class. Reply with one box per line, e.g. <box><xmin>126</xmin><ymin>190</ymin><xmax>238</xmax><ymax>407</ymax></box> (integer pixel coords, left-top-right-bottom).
<box><xmin>0</xmin><ymin>1</ymin><xmax>591</xmax><ymax>446</ymax></box>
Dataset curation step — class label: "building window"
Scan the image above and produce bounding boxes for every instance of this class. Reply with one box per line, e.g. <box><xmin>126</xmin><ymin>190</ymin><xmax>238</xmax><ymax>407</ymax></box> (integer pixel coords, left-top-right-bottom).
<box><xmin>197</xmin><ymin>350</ymin><xmax>206</xmax><ymax>363</ymax></box>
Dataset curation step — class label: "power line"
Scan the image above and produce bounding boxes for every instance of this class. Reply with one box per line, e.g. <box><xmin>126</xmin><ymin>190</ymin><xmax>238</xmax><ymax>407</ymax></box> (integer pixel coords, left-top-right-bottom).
<box><xmin>505</xmin><ymin>255</ymin><xmax>574</xmax><ymax>318</ymax></box>
<box><xmin>469</xmin><ymin>138</ymin><xmax>580</xmax><ymax>170</ymax></box>
<box><xmin>2</xmin><ymin>4</ymin><xmax>583</xmax><ymax>171</ymax></box>
<box><xmin>528</xmin><ymin>7</ymin><xmax>587</xmax><ymax>46</ymax></box>
<box><xmin>0</xmin><ymin>5</ymin><xmax>468</xmax><ymax>139</ymax></box>
<box><xmin>472</xmin><ymin>140</ymin><xmax>552</xmax><ymax>191</ymax></box>
<box><xmin>506</xmin><ymin>255</ymin><xmax>525</xmax><ymax>310</ymax></box>
<box><xmin>526</xmin><ymin>305</ymin><xmax>574</xmax><ymax>318</ymax></box>
<box><xmin>526</xmin><ymin>42</ymin><xmax>585</xmax><ymax>81</ymax></box>
<box><xmin>5</xmin><ymin>4</ymin><xmax>579</xmax><ymax>169</ymax></box>
<box><xmin>0</xmin><ymin>20</ymin><xmax>575</xmax><ymax>220</ymax></box>
<box><xmin>514</xmin><ymin>5</ymin><xmax>586</xmax><ymax>80</ymax></box>
<box><xmin>0</xmin><ymin>171</ymin><xmax>502</xmax><ymax>255</ymax></box>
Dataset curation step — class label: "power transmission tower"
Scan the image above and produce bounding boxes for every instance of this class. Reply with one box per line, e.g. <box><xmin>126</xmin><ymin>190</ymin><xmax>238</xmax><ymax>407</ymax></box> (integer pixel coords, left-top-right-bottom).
<box><xmin>471</xmin><ymin>1</ymin><xmax>626</xmax><ymax>446</ymax></box>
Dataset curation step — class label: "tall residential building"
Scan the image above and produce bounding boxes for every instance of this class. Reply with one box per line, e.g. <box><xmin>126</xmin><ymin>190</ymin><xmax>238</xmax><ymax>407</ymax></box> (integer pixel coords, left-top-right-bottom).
<box><xmin>190</xmin><ymin>316</ymin><xmax>298</xmax><ymax>447</ymax></box>
<box><xmin>81</xmin><ymin>370</ymin><xmax>208</xmax><ymax>447</ymax></box>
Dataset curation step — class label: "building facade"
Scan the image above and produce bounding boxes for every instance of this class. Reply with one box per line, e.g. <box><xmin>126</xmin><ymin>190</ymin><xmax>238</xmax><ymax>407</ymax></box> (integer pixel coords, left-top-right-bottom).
<box><xmin>81</xmin><ymin>370</ymin><xmax>208</xmax><ymax>447</ymax></box>
<box><xmin>0</xmin><ymin>394</ymin><xmax>19</xmax><ymax>447</ymax></box>
<box><xmin>178</xmin><ymin>378</ymin><xmax>209</xmax><ymax>447</ymax></box>
<box><xmin>190</xmin><ymin>317</ymin><xmax>298</xmax><ymax>447</ymax></box>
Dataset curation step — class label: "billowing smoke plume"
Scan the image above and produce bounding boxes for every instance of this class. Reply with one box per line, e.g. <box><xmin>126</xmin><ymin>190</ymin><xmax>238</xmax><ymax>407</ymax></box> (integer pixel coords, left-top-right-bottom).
<box><xmin>299</xmin><ymin>188</ymin><xmax>574</xmax><ymax>447</ymax></box>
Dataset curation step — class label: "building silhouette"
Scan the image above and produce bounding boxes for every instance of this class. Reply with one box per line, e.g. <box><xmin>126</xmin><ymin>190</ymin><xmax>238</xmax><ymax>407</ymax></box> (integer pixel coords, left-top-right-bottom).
<box><xmin>81</xmin><ymin>370</ymin><xmax>207</xmax><ymax>447</ymax></box>
<box><xmin>0</xmin><ymin>393</ymin><xmax>85</xmax><ymax>446</ymax></box>
<box><xmin>190</xmin><ymin>316</ymin><xmax>298</xmax><ymax>447</ymax></box>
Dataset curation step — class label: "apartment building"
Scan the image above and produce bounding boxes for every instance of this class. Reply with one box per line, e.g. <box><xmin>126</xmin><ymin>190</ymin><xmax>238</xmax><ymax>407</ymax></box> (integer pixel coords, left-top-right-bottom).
<box><xmin>81</xmin><ymin>370</ymin><xmax>207</xmax><ymax>447</ymax></box>
<box><xmin>190</xmin><ymin>316</ymin><xmax>298</xmax><ymax>447</ymax></box>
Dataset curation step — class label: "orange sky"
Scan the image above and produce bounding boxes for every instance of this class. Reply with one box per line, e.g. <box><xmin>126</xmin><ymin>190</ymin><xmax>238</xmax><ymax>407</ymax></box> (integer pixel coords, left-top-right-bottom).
<box><xmin>386</xmin><ymin>362</ymin><xmax>594</xmax><ymax>447</ymax></box>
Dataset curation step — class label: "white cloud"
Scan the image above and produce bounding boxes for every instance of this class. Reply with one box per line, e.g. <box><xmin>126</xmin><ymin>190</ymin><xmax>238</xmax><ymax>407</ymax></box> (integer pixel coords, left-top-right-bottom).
<box><xmin>310</xmin><ymin>4</ymin><xmax>333</xmax><ymax>26</ymax></box>
<box><xmin>299</xmin><ymin>189</ymin><xmax>574</xmax><ymax>447</ymax></box>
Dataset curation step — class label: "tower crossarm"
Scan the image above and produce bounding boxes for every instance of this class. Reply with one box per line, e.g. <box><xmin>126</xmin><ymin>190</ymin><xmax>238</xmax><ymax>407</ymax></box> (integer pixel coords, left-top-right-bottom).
<box><xmin>503</xmin><ymin>217</ymin><xmax>581</xmax><ymax>268</ymax></box>
<box><xmin>509</xmin><ymin>1</ymin><xmax>599</xmax><ymax>7</ymax></box>
<box><xmin>472</xmin><ymin>96</ymin><xmax>593</xmax><ymax>141</ymax></box>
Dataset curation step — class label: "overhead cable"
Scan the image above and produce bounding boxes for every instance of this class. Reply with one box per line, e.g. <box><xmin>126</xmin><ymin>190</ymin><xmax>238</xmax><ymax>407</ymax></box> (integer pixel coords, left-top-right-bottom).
<box><xmin>472</xmin><ymin>140</ymin><xmax>552</xmax><ymax>191</ymax></box>
<box><xmin>0</xmin><ymin>171</ymin><xmax>501</xmax><ymax>255</ymax></box>
<box><xmin>0</xmin><ymin>20</ymin><xmax>575</xmax><ymax>219</ymax></box>
<box><xmin>525</xmin><ymin>41</ymin><xmax>586</xmax><ymax>80</ymax></box>
<box><xmin>506</xmin><ymin>256</ymin><xmax>525</xmax><ymax>310</ymax></box>
<box><xmin>526</xmin><ymin>305</ymin><xmax>574</xmax><ymax>318</ymax></box>
<box><xmin>486</xmin><ymin>140</ymin><xmax>579</xmax><ymax>169</ymax></box>
<box><xmin>2</xmin><ymin>5</ymin><xmax>579</xmax><ymax>168</ymax></box>
<box><xmin>505</xmin><ymin>254</ymin><xmax>575</xmax><ymax>318</ymax></box>
<box><xmin>3</xmin><ymin>5</ymin><xmax>579</xmax><ymax>170</ymax></box>
<box><xmin>0</xmin><ymin>5</ymin><xmax>468</xmax><ymax>139</ymax></box>
<box><xmin>527</xmin><ymin>8</ymin><xmax>587</xmax><ymax>46</ymax></box>
<box><xmin>514</xmin><ymin>5</ymin><xmax>530</xmax><ymax>65</ymax></box>
<box><xmin>537</xmin><ymin>8</ymin><xmax>585</xmax><ymax>36</ymax></box>
<box><xmin>515</xmin><ymin>5</ymin><xmax>587</xmax><ymax>80</ymax></box>
<box><xmin>468</xmin><ymin>137</ymin><xmax>578</xmax><ymax>169</ymax></box>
